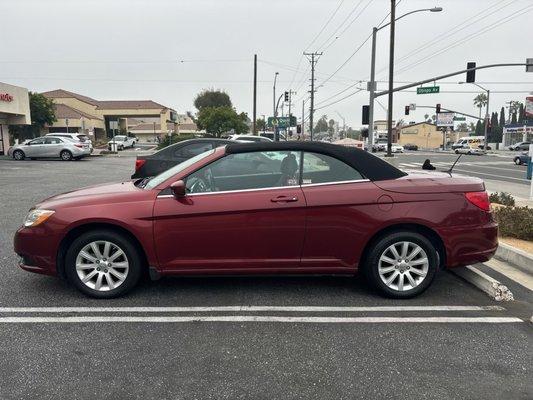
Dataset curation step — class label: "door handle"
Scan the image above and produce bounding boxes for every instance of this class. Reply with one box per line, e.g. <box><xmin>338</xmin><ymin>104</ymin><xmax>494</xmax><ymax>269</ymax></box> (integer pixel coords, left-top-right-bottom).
<box><xmin>271</xmin><ymin>195</ymin><xmax>298</xmax><ymax>203</ymax></box>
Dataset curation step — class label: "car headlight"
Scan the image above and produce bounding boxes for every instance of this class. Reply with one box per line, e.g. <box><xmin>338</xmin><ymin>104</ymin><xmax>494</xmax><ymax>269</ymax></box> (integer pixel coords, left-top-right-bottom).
<box><xmin>23</xmin><ymin>209</ymin><xmax>55</xmax><ymax>227</ymax></box>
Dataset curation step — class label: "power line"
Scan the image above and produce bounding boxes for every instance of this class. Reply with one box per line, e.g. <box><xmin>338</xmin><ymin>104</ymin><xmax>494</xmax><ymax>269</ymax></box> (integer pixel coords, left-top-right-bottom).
<box><xmin>315</xmin><ymin>0</ymin><xmax>366</xmax><ymax>51</ymax></box>
<box><xmin>315</xmin><ymin>88</ymin><xmax>364</xmax><ymax>111</ymax></box>
<box><xmin>304</xmin><ymin>0</ymin><xmax>346</xmax><ymax>51</ymax></box>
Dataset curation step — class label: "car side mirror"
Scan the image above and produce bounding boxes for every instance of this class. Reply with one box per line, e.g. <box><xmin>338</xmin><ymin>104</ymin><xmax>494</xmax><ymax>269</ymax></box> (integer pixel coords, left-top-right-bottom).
<box><xmin>170</xmin><ymin>180</ymin><xmax>186</xmax><ymax>198</ymax></box>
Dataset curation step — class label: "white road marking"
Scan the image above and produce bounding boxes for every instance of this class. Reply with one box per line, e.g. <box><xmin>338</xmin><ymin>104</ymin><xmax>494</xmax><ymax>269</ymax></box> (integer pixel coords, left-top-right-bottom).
<box><xmin>0</xmin><ymin>316</ymin><xmax>522</xmax><ymax>324</ymax></box>
<box><xmin>0</xmin><ymin>305</ymin><xmax>505</xmax><ymax>313</ymax></box>
<box><xmin>451</xmin><ymin>168</ymin><xmax>530</xmax><ymax>182</ymax></box>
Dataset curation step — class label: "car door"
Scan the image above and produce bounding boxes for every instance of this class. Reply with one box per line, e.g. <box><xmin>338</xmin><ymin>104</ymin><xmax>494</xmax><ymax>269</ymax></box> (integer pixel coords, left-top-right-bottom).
<box><xmin>24</xmin><ymin>137</ymin><xmax>46</xmax><ymax>157</ymax></box>
<box><xmin>153</xmin><ymin>150</ymin><xmax>306</xmax><ymax>273</ymax></box>
<box><xmin>43</xmin><ymin>137</ymin><xmax>63</xmax><ymax>157</ymax></box>
<box><xmin>299</xmin><ymin>151</ymin><xmax>382</xmax><ymax>272</ymax></box>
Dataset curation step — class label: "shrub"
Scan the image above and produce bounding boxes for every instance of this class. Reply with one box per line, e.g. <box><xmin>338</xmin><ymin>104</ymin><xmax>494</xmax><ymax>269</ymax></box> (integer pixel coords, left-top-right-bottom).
<box><xmin>157</xmin><ymin>134</ymin><xmax>196</xmax><ymax>150</ymax></box>
<box><xmin>493</xmin><ymin>206</ymin><xmax>533</xmax><ymax>241</ymax></box>
<box><xmin>489</xmin><ymin>192</ymin><xmax>515</xmax><ymax>207</ymax></box>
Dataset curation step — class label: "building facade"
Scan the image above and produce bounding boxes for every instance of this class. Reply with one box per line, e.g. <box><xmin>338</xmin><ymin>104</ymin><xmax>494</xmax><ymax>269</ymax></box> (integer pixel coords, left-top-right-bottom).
<box><xmin>0</xmin><ymin>82</ymin><xmax>31</xmax><ymax>155</ymax></box>
<box><xmin>41</xmin><ymin>89</ymin><xmax>180</xmax><ymax>142</ymax></box>
<box><xmin>398</xmin><ymin>122</ymin><xmax>459</xmax><ymax>149</ymax></box>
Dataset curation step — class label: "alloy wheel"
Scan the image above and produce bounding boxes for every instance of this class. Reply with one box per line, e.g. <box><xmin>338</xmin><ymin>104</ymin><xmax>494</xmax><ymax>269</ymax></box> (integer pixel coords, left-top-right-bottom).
<box><xmin>75</xmin><ymin>240</ymin><xmax>129</xmax><ymax>291</ymax></box>
<box><xmin>378</xmin><ymin>241</ymin><xmax>429</xmax><ymax>292</ymax></box>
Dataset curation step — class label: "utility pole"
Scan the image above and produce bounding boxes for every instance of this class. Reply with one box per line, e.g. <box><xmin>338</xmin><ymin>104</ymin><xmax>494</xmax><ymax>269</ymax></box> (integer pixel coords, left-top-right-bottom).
<box><xmin>273</xmin><ymin>72</ymin><xmax>279</xmax><ymax>140</ymax></box>
<box><xmin>484</xmin><ymin>90</ymin><xmax>490</xmax><ymax>150</ymax></box>
<box><xmin>287</xmin><ymin>90</ymin><xmax>296</xmax><ymax>140</ymax></box>
<box><xmin>304</xmin><ymin>52</ymin><xmax>323</xmax><ymax>141</ymax></box>
<box><xmin>253</xmin><ymin>54</ymin><xmax>257</xmax><ymax>134</ymax></box>
<box><xmin>386</xmin><ymin>0</ymin><xmax>396</xmax><ymax>157</ymax></box>
<box><xmin>368</xmin><ymin>27</ymin><xmax>378</xmax><ymax>147</ymax></box>
<box><xmin>301</xmin><ymin>99</ymin><xmax>305</xmax><ymax>140</ymax></box>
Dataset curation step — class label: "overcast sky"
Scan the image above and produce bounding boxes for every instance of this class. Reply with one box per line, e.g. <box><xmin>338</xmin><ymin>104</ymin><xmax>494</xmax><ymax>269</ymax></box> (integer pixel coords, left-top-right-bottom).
<box><xmin>1</xmin><ymin>0</ymin><xmax>532</xmax><ymax>128</ymax></box>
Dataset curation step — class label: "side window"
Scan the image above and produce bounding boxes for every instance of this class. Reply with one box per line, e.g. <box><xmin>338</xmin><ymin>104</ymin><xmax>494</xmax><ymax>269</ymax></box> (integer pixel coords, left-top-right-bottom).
<box><xmin>174</xmin><ymin>143</ymin><xmax>213</xmax><ymax>158</ymax></box>
<box><xmin>45</xmin><ymin>137</ymin><xmax>61</xmax><ymax>144</ymax></box>
<box><xmin>302</xmin><ymin>152</ymin><xmax>363</xmax><ymax>184</ymax></box>
<box><xmin>185</xmin><ymin>150</ymin><xmax>300</xmax><ymax>194</ymax></box>
<box><xmin>30</xmin><ymin>138</ymin><xmax>45</xmax><ymax>145</ymax></box>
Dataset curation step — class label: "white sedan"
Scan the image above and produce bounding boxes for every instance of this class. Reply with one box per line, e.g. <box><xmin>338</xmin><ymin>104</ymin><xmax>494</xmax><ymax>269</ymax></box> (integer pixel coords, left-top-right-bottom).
<box><xmin>391</xmin><ymin>143</ymin><xmax>404</xmax><ymax>153</ymax></box>
<box><xmin>454</xmin><ymin>145</ymin><xmax>484</xmax><ymax>155</ymax></box>
<box><xmin>107</xmin><ymin>135</ymin><xmax>136</xmax><ymax>151</ymax></box>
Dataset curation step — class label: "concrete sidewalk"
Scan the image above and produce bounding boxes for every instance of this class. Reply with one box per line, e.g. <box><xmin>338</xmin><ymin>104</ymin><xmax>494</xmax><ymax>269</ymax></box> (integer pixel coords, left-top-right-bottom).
<box><xmin>484</xmin><ymin>179</ymin><xmax>533</xmax><ymax>206</ymax></box>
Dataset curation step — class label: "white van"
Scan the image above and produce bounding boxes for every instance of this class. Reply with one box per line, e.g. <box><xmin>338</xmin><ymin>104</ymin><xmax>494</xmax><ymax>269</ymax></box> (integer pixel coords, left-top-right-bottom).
<box><xmin>451</xmin><ymin>136</ymin><xmax>485</xmax><ymax>150</ymax></box>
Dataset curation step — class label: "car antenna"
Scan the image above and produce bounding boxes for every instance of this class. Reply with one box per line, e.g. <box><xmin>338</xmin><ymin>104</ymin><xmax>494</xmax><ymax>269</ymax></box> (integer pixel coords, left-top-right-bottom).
<box><xmin>446</xmin><ymin>154</ymin><xmax>462</xmax><ymax>175</ymax></box>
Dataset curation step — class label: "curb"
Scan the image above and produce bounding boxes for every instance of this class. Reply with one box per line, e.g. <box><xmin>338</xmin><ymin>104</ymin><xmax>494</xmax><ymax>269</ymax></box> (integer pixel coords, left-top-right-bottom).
<box><xmin>452</xmin><ymin>265</ymin><xmax>514</xmax><ymax>301</ymax></box>
<box><xmin>495</xmin><ymin>242</ymin><xmax>533</xmax><ymax>275</ymax></box>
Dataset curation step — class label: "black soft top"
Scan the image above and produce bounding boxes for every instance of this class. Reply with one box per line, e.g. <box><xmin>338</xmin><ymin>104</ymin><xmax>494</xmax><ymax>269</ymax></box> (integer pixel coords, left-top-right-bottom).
<box><xmin>225</xmin><ymin>141</ymin><xmax>406</xmax><ymax>181</ymax></box>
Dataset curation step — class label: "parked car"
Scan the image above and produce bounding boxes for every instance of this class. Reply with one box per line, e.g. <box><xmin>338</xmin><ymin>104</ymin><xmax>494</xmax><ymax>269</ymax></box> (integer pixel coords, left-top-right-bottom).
<box><xmin>513</xmin><ymin>152</ymin><xmax>531</xmax><ymax>165</ymax></box>
<box><xmin>46</xmin><ymin>133</ymin><xmax>93</xmax><ymax>153</ymax></box>
<box><xmin>15</xmin><ymin>142</ymin><xmax>497</xmax><ymax>299</ymax></box>
<box><xmin>8</xmin><ymin>136</ymin><xmax>91</xmax><ymax>161</ymax></box>
<box><xmin>132</xmin><ymin>138</ymin><xmax>233</xmax><ymax>179</ymax></box>
<box><xmin>260</xmin><ymin>132</ymin><xmax>286</xmax><ymax>141</ymax></box>
<box><xmin>403</xmin><ymin>143</ymin><xmax>419</xmax><ymax>151</ymax></box>
<box><xmin>108</xmin><ymin>135</ymin><xmax>136</xmax><ymax>151</ymax></box>
<box><xmin>508</xmin><ymin>142</ymin><xmax>530</xmax><ymax>151</ymax></box>
<box><xmin>391</xmin><ymin>143</ymin><xmax>404</xmax><ymax>153</ymax></box>
<box><xmin>228</xmin><ymin>134</ymin><xmax>272</xmax><ymax>143</ymax></box>
<box><xmin>455</xmin><ymin>145</ymin><xmax>484</xmax><ymax>155</ymax></box>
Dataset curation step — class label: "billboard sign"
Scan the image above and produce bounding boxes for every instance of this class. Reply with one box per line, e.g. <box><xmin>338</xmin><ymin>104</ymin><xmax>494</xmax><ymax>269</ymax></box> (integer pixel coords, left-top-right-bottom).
<box><xmin>436</xmin><ymin>112</ymin><xmax>454</xmax><ymax>127</ymax></box>
<box><xmin>526</xmin><ymin>97</ymin><xmax>533</xmax><ymax>118</ymax></box>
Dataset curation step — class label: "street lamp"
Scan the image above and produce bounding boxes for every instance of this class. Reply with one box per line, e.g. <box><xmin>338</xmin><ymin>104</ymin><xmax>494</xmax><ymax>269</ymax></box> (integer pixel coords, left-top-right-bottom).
<box><xmin>368</xmin><ymin>5</ymin><xmax>442</xmax><ymax>154</ymax></box>
<box><xmin>459</xmin><ymin>81</ymin><xmax>490</xmax><ymax>151</ymax></box>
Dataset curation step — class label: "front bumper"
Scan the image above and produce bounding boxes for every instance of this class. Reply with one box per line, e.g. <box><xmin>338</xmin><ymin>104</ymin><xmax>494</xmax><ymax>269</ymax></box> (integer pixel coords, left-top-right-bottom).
<box><xmin>14</xmin><ymin>226</ymin><xmax>61</xmax><ymax>276</ymax></box>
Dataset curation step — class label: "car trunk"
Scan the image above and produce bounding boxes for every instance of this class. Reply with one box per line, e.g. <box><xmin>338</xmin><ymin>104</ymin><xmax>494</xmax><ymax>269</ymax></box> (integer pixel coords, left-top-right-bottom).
<box><xmin>373</xmin><ymin>171</ymin><xmax>485</xmax><ymax>194</ymax></box>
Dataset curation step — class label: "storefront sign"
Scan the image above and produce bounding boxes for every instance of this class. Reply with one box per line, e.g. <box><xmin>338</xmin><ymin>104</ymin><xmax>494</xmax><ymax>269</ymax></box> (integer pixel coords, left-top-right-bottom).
<box><xmin>526</xmin><ymin>96</ymin><xmax>533</xmax><ymax>118</ymax></box>
<box><xmin>436</xmin><ymin>112</ymin><xmax>454</xmax><ymax>127</ymax></box>
<box><xmin>0</xmin><ymin>93</ymin><xmax>14</xmax><ymax>102</ymax></box>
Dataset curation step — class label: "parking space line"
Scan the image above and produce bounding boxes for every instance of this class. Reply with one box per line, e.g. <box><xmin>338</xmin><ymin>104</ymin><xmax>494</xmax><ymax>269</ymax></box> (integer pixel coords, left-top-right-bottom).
<box><xmin>0</xmin><ymin>316</ymin><xmax>523</xmax><ymax>324</ymax></box>
<box><xmin>0</xmin><ymin>305</ymin><xmax>505</xmax><ymax>313</ymax></box>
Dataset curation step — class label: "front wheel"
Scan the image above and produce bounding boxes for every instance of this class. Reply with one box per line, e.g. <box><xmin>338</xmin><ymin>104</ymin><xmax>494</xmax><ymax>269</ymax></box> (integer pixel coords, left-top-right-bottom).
<box><xmin>364</xmin><ymin>232</ymin><xmax>438</xmax><ymax>298</ymax></box>
<box><xmin>65</xmin><ymin>230</ymin><xmax>142</xmax><ymax>298</ymax></box>
<box><xmin>13</xmin><ymin>150</ymin><xmax>25</xmax><ymax>160</ymax></box>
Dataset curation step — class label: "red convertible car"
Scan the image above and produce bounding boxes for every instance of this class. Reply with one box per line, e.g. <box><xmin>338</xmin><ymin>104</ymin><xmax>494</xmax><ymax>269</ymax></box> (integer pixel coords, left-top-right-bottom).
<box><xmin>14</xmin><ymin>142</ymin><xmax>497</xmax><ymax>298</ymax></box>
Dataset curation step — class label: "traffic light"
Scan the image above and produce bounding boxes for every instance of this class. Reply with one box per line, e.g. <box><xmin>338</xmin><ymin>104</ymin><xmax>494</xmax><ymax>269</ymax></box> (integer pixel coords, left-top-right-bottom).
<box><xmin>466</xmin><ymin>62</ymin><xmax>476</xmax><ymax>83</ymax></box>
<box><xmin>284</xmin><ymin>91</ymin><xmax>289</xmax><ymax>102</ymax></box>
<box><xmin>296</xmin><ymin>124</ymin><xmax>301</xmax><ymax>134</ymax></box>
<box><xmin>361</xmin><ymin>127</ymin><xmax>369</xmax><ymax>138</ymax></box>
<box><xmin>362</xmin><ymin>105</ymin><xmax>369</xmax><ymax>125</ymax></box>
<box><xmin>405</xmin><ymin>105</ymin><xmax>410</xmax><ymax>116</ymax></box>
<box><xmin>436</xmin><ymin>103</ymin><xmax>441</xmax><ymax>114</ymax></box>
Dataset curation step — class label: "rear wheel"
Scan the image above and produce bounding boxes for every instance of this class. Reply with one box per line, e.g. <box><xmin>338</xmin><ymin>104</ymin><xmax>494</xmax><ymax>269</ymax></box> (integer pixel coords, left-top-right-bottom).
<box><xmin>13</xmin><ymin>150</ymin><xmax>25</xmax><ymax>160</ymax></box>
<box><xmin>65</xmin><ymin>230</ymin><xmax>142</xmax><ymax>298</ymax></box>
<box><xmin>364</xmin><ymin>231</ymin><xmax>438</xmax><ymax>298</ymax></box>
<box><xmin>60</xmin><ymin>150</ymin><xmax>73</xmax><ymax>161</ymax></box>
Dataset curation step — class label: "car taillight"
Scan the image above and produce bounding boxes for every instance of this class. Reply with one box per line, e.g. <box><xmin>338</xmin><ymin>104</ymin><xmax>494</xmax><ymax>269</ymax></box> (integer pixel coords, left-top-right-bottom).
<box><xmin>74</xmin><ymin>144</ymin><xmax>83</xmax><ymax>148</ymax></box>
<box><xmin>465</xmin><ymin>191</ymin><xmax>490</xmax><ymax>211</ymax></box>
<box><xmin>135</xmin><ymin>159</ymin><xmax>146</xmax><ymax>171</ymax></box>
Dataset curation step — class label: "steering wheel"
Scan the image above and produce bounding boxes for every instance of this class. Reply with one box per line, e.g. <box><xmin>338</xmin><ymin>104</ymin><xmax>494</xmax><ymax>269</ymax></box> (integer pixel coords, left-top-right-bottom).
<box><xmin>187</xmin><ymin>177</ymin><xmax>210</xmax><ymax>193</ymax></box>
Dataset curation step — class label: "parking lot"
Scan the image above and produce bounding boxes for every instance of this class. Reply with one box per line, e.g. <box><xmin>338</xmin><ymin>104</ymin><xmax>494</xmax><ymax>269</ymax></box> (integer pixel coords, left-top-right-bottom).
<box><xmin>0</xmin><ymin>155</ymin><xmax>532</xmax><ymax>400</ymax></box>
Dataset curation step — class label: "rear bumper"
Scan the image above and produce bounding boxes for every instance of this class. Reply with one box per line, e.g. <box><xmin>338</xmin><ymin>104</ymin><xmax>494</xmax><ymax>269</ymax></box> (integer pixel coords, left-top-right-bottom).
<box><xmin>437</xmin><ymin>221</ymin><xmax>498</xmax><ymax>268</ymax></box>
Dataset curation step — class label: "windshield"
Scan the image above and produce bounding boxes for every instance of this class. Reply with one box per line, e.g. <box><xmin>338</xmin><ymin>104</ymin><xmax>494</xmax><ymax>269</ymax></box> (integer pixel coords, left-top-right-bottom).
<box><xmin>144</xmin><ymin>149</ymin><xmax>216</xmax><ymax>190</ymax></box>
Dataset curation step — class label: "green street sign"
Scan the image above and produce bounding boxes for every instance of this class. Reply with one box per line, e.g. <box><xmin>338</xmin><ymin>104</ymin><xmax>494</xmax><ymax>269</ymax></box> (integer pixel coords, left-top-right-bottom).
<box><xmin>453</xmin><ymin>116</ymin><xmax>466</xmax><ymax>121</ymax></box>
<box><xmin>417</xmin><ymin>86</ymin><xmax>440</xmax><ymax>94</ymax></box>
<box><xmin>267</xmin><ymin>116</ymin><xmax>296</xmax><ymax>128</ymax></box>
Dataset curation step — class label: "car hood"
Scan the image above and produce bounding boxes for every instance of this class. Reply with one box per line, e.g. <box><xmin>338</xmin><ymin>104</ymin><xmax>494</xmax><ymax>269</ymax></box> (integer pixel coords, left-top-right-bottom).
<box><xmin>36</xmin><ymin>181</ymin><xmax>153</xmax><ymax>209</ymax></box>
<box><xmin>373</xmin><ymin>171</ymin><xmax>485</xmax><ymax>194</ymax></box>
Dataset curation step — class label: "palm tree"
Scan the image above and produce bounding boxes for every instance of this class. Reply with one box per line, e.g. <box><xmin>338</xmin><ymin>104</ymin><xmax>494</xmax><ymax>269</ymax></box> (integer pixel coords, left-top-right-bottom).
<box><xmin>473</xmin><ymin>93</ymin><xmax>488</xmax><ymax>118</ymax></box>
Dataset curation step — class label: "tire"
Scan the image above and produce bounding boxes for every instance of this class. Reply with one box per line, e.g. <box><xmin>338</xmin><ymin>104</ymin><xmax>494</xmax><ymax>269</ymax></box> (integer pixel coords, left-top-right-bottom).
<box><xmin>64</xmin><ymin>230</ymin><xmax>142</xmax><ymax>298</ymax></box>
<box><xmin>514</xmin><ymin>158</ymin><xmax>521</xmax><ymax>165</ymax></box>
<box><xmin>455</xmin><ymin>150</ymin><xmax>459</xmax><ymax>154</ymax></box>
<box><xmin>60</xmin><ymin>150</ymin><xmax>73</xmax><ymax>161</ymax></box>
<box><xmin>13</xmin><ymin>150</ymin><xmax>25</xmax><ymax>160</ymax></box>
<box><xmin>363</xmin><ymin>231</ymin><xmax>438</xmax><ymax>299</ymax></box>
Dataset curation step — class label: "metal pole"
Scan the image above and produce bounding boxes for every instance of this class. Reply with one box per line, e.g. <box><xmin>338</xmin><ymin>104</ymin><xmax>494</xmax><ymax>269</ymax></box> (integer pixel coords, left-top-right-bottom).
<box><xmin>253</xmin><ymin>54</ymin><xmax>257</xmax><ymax>134</ymax></box>
<box><xmin>310</xmin><ymin>53</ymin><xmax>315</xmax><ymax>141</ymax></box>
<box><xmin>484</xmin><ymin>89</ymin><xmax>490</xmax><ymax>151</ymax></box>
<box><xmin>287</xmin><ymin>91</ymin><xmax>291</xmax><ymax>141</ymax></box>
<box><xmin>368</xmin><ymin>27</ymin><xmax>377</xmax><ymax>148</ymax></box>
<box><xmin>301</xmin><ymin>100</ymin><xmax>305</xmax><ymax>140</ymax></box>
<box><xmin>273</xmin><ymin>72</ymin><xmax>279</xmax><ymax>141</ymax></box>
<box><xmin>386</xmin><ymin>0</ymin><xmax>396</xmax><ymax>157</ymax></box>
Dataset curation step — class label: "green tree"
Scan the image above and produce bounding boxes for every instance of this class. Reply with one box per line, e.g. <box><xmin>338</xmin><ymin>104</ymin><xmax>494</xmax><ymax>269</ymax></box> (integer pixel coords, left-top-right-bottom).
<box><xmin>456</xmin><ymin>122</ymin><xmax>469</xmax><ymax>132</ymax></box>
<box><xmin>468</xmin><ymin>122</ymin><xmax>476</xmax><ymax>132</ymax></box>
<box><xmin>518</xmin><ymin>103</ymin><xmax>525</xmax><ymax>123</ymax></box>
<box><xmin>314</xmin><ymin>115</ymin><xmax>328</xmax><ymax>133</ymax></box>
<box><xmin>256</xmin><ymin>118</ymin><xmax>266</xmax><ymax>132</ymax></box>
<box><xmin>475</xmin><ymin>120</ymin><xmax>483</xmax><ymax>135</ymax></box>
<box><xmin>193</xmin><ymin>89</ymin><xmax>232</xmax><ymax>111</ymax></box>
<box><xmin>196</xmin><ymin>106</ymin><xmax>248</xmax><ymax>137</ymax></box>
<box><xmin>473</xmin><ymin>93</ymin><xmax>488</xmax><ymax>118</ymax></box>
<box><xmin>9</xmin><ymin>92</ymin><xmax>56</xmax><ymax>141</ymax></box>
<box><xmin>499</xmin><ymin>107</ymin><xmax>505</xmax><ymax>127</ymax></box>
<box><xmin>327</xmin><ymin>119</ymin><xmax>335</xmax><ymax>136</ymax></box>
<box><xmin>511</xmin><ymin>111</ymin><xmax>517</xmax><ymax>124</ymax></box>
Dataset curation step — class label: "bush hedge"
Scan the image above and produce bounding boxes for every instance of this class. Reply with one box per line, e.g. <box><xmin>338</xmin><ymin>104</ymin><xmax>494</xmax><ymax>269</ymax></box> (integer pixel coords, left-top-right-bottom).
<box><xmin>489</xmin><ymin>192</ymin><xmax>515</xmax><ymax>206</ymax></box>
<box><xmin>493</xmin><ymin>206</ymin><xmax>533</xmax><ymax>241</ymax></box>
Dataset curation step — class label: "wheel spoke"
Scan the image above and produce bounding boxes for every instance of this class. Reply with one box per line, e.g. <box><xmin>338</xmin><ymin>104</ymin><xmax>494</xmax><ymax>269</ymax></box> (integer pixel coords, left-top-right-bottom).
<box><xmin>401</xmin><ymin>242</ymin><xmax>409</xmax><ymax>258</ymax></box>
<box><xmin>388</xmin><ymin>245</ymin><xmax>401</xmax><ymax>260</ymax></box>
<box><xmin>109</xmin><ymin>249</ymin><xmax>125</xmax><ymax>262</ymax></box>
<box><xmin>397</xmin><ymin>274</ymin><xmax>405</xmax><ymax>291</ymax></box>
<box><xmin>379</xmin><ymin>265</ymin><xmax>396</xmax><ymax>274</ymax></box>
<box><xmin>380</xmin><ymin>255</ymin><xmax>396</xmax><ymax>265</ymax></box>
<box><xmin>79</xmin><ymin>250</ymin><xmax>97</xmax><ymax>263</ymax></box>
<box><xmin>90</xmin><ymin>242</ymin><xmax>103</xmax><ymax>259</ymax></box>
<box><xmin>103</xmin><ymin>242</ymin><xmax>111</xmax><ymax>258</ymax></box>
<box><xmin>410</xmin><ymin>267</ymin><xmax>427</xmax><ymax>277</ymax></box>
<box><xmin>76</xmin><ymin>263</ymin><xmax>96</xmax><ymax>270</ymax></box>
<box><xmin>407</xmin><ymin>246</ymin><xmax>422</xmax><ymax>261</ymax></box>
<box><xmin>385</xmin><ymin>271</ymin><xmax>399</xmax><ymax>286</ymax></box>
<box><xmin>105</xmin><ymin>273</ymin><xmax>115</xmax><ymax>290</ymax></box>
<box><xmin>405</xmin><ymin>271</ymin><xmax>417</xmax><ymax>287</ymax></box>
<box><xmin>82</xmin><ymin>269</ymin><xmax>98</xmax><ymax>283</ymax></box>
<box><xmin>410</xmin><ymin>257</ymin><xmax>428</xmax><ymax>266</ymax></box>
<box><xmin>94</xmin><ymin>273</ymin><xmax>103</xmax><ymax>290</ymax></box>
<box><xmin>108</xmin><ymin>267</ymin><xmax>126</xmax><ymax>281</ymax></box>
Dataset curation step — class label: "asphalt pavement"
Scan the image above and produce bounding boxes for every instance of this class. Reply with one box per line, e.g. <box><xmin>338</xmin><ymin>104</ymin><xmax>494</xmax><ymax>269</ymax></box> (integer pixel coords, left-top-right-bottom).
<box><xmin>0</xmin><ymin>156</ymin><xmax>531</xmax><ymax>400</ymax></box>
